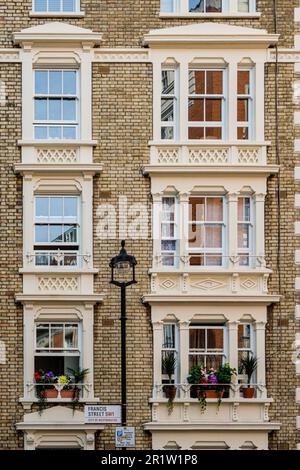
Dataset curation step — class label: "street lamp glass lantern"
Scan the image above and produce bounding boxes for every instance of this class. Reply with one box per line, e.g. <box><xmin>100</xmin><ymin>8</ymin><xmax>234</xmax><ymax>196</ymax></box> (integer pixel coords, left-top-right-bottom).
<box><xmin>109</xmin><ymin>241</ymin><xmax>137</xmax><ymax>286</ymax></box>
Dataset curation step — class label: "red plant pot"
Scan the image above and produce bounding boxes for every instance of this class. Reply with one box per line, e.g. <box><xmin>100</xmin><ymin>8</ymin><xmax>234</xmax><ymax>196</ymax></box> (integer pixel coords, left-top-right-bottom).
<box><xmin>242</xmin><ymin>387</ymin><xmax>256</xmax><ymax>399</ymax></box>
<box><xmin>205</xmin><ymin>390</ymin><xmax>224</xmax><ymax>399</ymax></box>
<box><xmin>60</xmin><ymin>389</ymin><xmax>80</xmax><ymax>399</ymax></box>
<box><xmin>164</xmin><ymin>385</ymin><xmax>177</xmax><ymax>399</ymax></box>
<box><xmin>42</xmin><ymin>388</ymin><xmax>58</xmax><ymax>399</ymax></box>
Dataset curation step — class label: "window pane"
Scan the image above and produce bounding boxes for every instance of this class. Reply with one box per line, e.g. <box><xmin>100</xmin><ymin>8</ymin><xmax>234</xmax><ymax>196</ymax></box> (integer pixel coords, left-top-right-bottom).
<box><xmin>238</xmin><ymin>198</ymin><xmax>250</xmax><ymax>221</ymax></box>
<box><xmin>64</xmin><ymin>197</ymin><xmax>77</xmax><ymax>217</ymax></box>
<box><xmin>189</xmin><ymin>70</ymin><xmax>205</xmax><ymax>95</ymax></box>
<box><xmin>35</xmin><ymin>0</ymin><xmax>47</xmax><ymax>11</ymax></box>
<box><xmin>161</xmin><ymin>240</ymin><xmax>176</xmax><ymax>251</ymax></box>
<box><xmin>162</xmin><ymin>222</ymin><xmax>175</xmax><ymax>238</ymax></box>
<box><xmin>50</xmin><ymin>197</ymin><xmax>63</xmax><ymax>217</ymax></box>
<box><xmin>163</xmin><ymin>324</ymin><xmax>175</xmax><ymax>348</ymax></box>
<box><xmin>238</xmin><ymin>71</ymin><xmax>250</xmax><ymax>94</ymax></box>
<box><xmin>35</xmin><ymin>127</ymin><xmax>47</xmax><ymax>139</ymax></box>
<box><xmin>63</xmin><ymin>99</ymin><xmax>76</xmax><ymax>121</ymax></box>
<box><xmin>50</xmin><ymin>324</ymin><xmax>64</xmax><ymax>348</ymax></box>
<box><xmin>36</xmin><ymin>254</ymin><xmax>49</xmax><ymax>266</ymax></box>
<box><xmin>161</xmin><ymin>98</ymin><xmax>174</xmax><ymax>122</ymax></box>
<box><xmin>188</xmin><ymin>127</ymin><xmax>204</xmax><ymax>139</ymax></box>
<box><xmin>35</xmin><ymin>99</ymin><xmax>47</xmax><ymax>120</ymax></box>
<box><xmin>36</xmin><ymin>197</ymin><xmax>49</xmax><ymax>217</ymax></box>
<box><xmin>35</xmin><ymin>71</ymin><xmax>48</xmax><ymax>94</ymax></box>
<box><xmin>49</xmin><ymin>126</ymin><xmax>62</xmax><ymax>139</ymax></box>
<box><xmin>207</xmin><ymin>329</ymin><xmax>223</xmax><ymax>350</ymax></box>
<box><xmin>206</xmin><ymin>0</ymin><xmax>222</xmax><ymax>12</ymax></box>
<box><xmin>189</xmin><ymin>224</ymin><xmax>205</xmax><ymax>248</ymax></box>
<box><xmin>161</xmin><ymin>0</ymin><xmax>174</xmax><ymax>12</ymax></box>
<box><xmin>63</xmin><ymin>225</ymin><xmax>77</xmax><ymax>243</ymax></box>
<box><xmin>50</xmin><ymin>225</ymin><xmax>63</xmax><ymax>243</ymax></box>
<box><xmin>162</xmin><ymin>70</ymin><xmax>175</xmax><ymax>95</ymax></box>
<box><xmin>205</xmin><ymin>127</ymin><xmax>222</xmax><ymax>139</ymax></box>
<box><xmin>36</xmin><ymin>325</ymin><xmax>49</xmax><ymax>348</ymax></box>
<box><xmin>35</xmin><ymin>225</ymin><xmax>48</xmax><ymax>243</ymax></box>
<box><xmin>188</xmin><ymin>99</ymin><xmax>204</xmax><ymax>121</ymax></box>
<box><xmin>63</xmin><ymin>0</ymin><xmax>76</xmax><ymax>12</ymax></box>
<box><xmin>189</xmin><ymin>0</ymin><xmax>204</xmax><ymax>13</ymax></box>
<box><xmin>205</xmin><ymin>99</ymin><xmax>222</xmax><ymax>121</ymax></box>
<box><xmin>238</xmin><ymin>324</ymin><xmax>251</xmax><ymax>349</ymax></box>
<box><xmin>161</xmin><ymin>127</ymin><xmax>174</xmax><ymax>140</ymax></box>
<box><xmin>237</xmin><ymin>99</ymin><xmax>249</xmax><ymax>122</ymax></box>
<box><xmin>63</xmin><ymin>71</ymin><xmax>77</xmax><ymax>95</ymax></box>
<box><xmin>206</xmin><ymin>197</ymin><xmax>223</xmax><ymax>221</ymax></box>
<box><xmin>49</xmin><ymin>71</ymin><xmax>62</xmax><ymax>95</ymax></box>
<box><xmin>189</xmin><ymin>329</ymin><xmax>205</xmax><ymax>349</ymax></box>
<box><xmin>237</xmin><ymin>127</ymin><xmax>249</xmax><ymax>140</ymax></box>
<box><xmin>63</xmin><ymin>127</ymin><xmax>76</xmax><ymax>139</ymax></box>
<box><xmin>49</xmin><ymin>0</ymin><xmax>61</xmax><ymax>12</ymax></box>
<box><xmin>205</xmin><ymin>355</ymin><xmax>223</xmax><ymax>369</ymax></box>
<box><xmin>238</xmin><ymin>0</ymin><xmax>250</xmax><ymax>12</ymax></box>
<box><xmin>206</xmin><ymin>71</ymin><xmax>223</xmax><ymax>94</ymax></box>
<box><xmin>49</xmin><ymin>99</ymin><xmax>61</xmax><ymax>120</ymax></box>
<box><xmin>189</xmin><ymin>197</ymin><xmax>205</xmax><ymax>222</ymax></box>
<box><xmin>206</xmin><ymin>254</ymin><xmax>222</xmax><ymax>266</ymax></box>
<box><xmin>65</xmin><ymin>324</ymin><xmax>78</xmax><ymax>348</ymax></box>
<box><xmin>205</xmin><ymin>225</ymin><xmax>222</xmax><ymax>248</ymax></box>
<box><xmin>238</xmin><ymin>223</ymin><xmax>250</xmax><ymax>248</ymax></box>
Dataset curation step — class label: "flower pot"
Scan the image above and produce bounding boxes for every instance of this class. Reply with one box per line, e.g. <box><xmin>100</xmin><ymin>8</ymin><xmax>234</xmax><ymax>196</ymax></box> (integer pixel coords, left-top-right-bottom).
<box><xmin>205</xmin><ymin>390</ymin><xmax>223</xmax><ymax>399</ymax></box>
<box><xmin>60</xmin><ymin>388</ymin><xmax>80</xmax><ymax>399</ymax></box>
<box><xmin>242</xmin><ymin>387</ymin><xmax>256</xmax><ymax>398</ymax></box>
<box><xmin>42</xmin><ymin>388</ymin><xmax>58</xmax><ymax>399</ymax></box>
<box><xmin>164</xmin><ymin>385</ymin><xmax>177</xmax><ymax>399</ymax></box>
<box><xmin>190</xmin><ymin>385</ymin><xmax>201</xmax><ymax>398</ymax></box>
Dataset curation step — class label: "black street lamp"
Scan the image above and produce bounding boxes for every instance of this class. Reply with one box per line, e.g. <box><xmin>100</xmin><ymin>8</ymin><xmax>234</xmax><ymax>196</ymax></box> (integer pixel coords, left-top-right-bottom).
<box><xmin>109</xmin><ymin>240</ymin><xmax>137</xmax><ymax>427</ymax></box>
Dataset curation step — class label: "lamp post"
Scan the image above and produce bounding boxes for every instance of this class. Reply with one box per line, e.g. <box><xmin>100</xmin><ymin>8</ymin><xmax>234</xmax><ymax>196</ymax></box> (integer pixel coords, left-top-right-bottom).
<box><xmin>109</xmin><ymin>240</ymin><xmax>137</xmax><ymax>427</ymax></box>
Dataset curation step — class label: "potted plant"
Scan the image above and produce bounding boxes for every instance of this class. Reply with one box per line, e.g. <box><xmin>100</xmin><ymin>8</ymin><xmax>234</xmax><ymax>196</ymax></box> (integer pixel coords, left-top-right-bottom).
<box><xmin>161</xmin><ymin>353</ymin><xmax>177</xmax><ymax>413</ymax></box>
<box><xmin>34</xmin><ymin>370</ymin><xmax>57</xmax><ymax>413</ymax></box>
<box><xmin>67</xmin><ymin>367</ymin><xmax>90</xmax><ymax>406</ymax></box>
<box><xmin>187</xmin><ymin>365</ymin><xmax>203</xmax><ymax>398</ymax></box>
<box><xmin>58</xmin><ymin>375</ymin><xmax>74</xmax><ymax>398</ymax></box>
<box><xmin>217</xmin><ymin>363</ymin><xmax>237</xmax><ymax>399</ymax></box>
<box><xmin>240</xmin><ymin>354</ymin><xmax>258</xmax><ymax>398</ymax></box>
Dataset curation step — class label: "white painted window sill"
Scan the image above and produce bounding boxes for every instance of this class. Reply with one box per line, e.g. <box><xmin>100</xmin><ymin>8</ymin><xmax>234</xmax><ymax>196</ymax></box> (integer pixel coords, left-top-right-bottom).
<box><xmin>29</xmin><ymin>11</ymin><xmax>85</xmax><ymax>18</ymax></box>
<box><xmin>159</xmin><ymin>12</ymin><xmax>261</xmax><ymax>19</ymax></box>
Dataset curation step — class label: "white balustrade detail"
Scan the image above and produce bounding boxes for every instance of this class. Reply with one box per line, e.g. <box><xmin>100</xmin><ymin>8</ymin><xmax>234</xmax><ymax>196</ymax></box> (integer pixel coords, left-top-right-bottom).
<box><xmin>150</xmin><ymin>144</ymin><xmax>267</xmax><ymax>166</ymax></box>
<box><xmin>36</xmin><ymin>148</ymin><xmax>78</xmax><ymax>164</ymax></box>
<box><xmin>38</xmin><ymin>277</ymin><xmax>79</xmax><ymax>292</ymax></box>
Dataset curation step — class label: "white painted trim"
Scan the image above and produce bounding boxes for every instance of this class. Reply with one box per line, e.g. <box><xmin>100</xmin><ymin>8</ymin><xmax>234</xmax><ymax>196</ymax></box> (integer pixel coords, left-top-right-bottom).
<box><xmin>29</xmin><ymin>12</ymin><xmax>85</xmax><ymax>18</ymax></box>
<box><xmin>296</xmin><ymin>305</ymin><xmax>300</xmax><ymax>320</ymax></box>
<box><xmin>143</xmin><ymin>294</ymin><xmax>280</xmax><ymax>304</ymax></box>
<box><xmin>143</xmin><ymin>165</ymin><xmax>279</xmax><ymax>175</ymax></box>
<box><xmin>159</xmin><ymin>13</ymin><xmax>261</xmax><ymax>18</ymax></box>
<box><xmin>295</xmin><ymin>278</ymin><xmax>300</xmax><ymax>291</ymax></box>
<box><xmin>295</xmin><ymin>194</ymin><xmax>300</xmax><ymax>208</ymax></box>
<box><xmin>15</xmin><ymin>294</ymin><xmax>104</xmax><ymax>303</ymax></box>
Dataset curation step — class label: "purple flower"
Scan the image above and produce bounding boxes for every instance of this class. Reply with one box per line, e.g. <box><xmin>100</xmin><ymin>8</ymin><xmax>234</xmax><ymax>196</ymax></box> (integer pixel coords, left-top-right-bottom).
<box><xmin>208</xmin><ymin>373</ymin><xmax>218</xmax><ymax>385</ymax></box>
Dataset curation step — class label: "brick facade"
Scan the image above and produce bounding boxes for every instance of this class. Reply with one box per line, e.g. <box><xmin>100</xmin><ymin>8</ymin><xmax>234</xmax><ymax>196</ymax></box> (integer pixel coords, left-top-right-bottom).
<box><xmin>0</xmin><ymin>0</ymin><xmax>298</xmax><ymax>450</ymax></box>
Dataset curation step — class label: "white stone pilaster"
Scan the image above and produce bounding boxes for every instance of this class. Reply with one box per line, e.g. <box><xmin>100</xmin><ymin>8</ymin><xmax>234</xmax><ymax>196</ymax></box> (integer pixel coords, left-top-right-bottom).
<box><xmin>255</xmin><ymin>321</ymin><xmax>267</xmax><ymax>398</ymax></box>
<box><xmin>179</xmin><ymin>320</ymin><xmax>190</xmax><ymax>385</ymax></box>
<box><xmin>153</xmin><ymin>321</ymin><xmax>164</xmax><ymax>387</ymax></box>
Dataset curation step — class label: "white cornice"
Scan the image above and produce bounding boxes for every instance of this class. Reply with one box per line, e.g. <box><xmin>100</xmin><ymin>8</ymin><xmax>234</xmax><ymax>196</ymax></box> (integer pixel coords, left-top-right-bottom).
<box><xmin>144</xmin><ymin>23</ymin><xmax>279</xmax><ymax>47</ymax></box>
<box><xmin>142</xmin><ymin>294</ymin><xmax>281</xmax><ymax>305</ymax></box>
<box><xmin>143</xmin><ymin>165</ymin><xmax>280</xmax><ymax>176</ymax></box>
<box><xmin>13</xmin><ymin>22</ymin><xmax>102</xmax><ymax>47</ymax></box>
<box><xmin>15</xmin><ymin>294</ymin><xmax>104</xmax><ymax>304</ymax></box>
<box><xmin>14</xmin><ymin>163</ymin><xmax>103</xmax><ymax>176</ymax></box>
<box><xmin>143</xmin><ymin>422</ymin><xmax>281</xmax><ymax>431</ymax></box>
<box><xmin>18</xmin><ymin>139</ymin><xmax>98</xmax><ymax>147</ymax></box>
<box><xmin>94</xmin><ymin>48</ymin><xmax>150</xmax><ymax>63</ymax></box>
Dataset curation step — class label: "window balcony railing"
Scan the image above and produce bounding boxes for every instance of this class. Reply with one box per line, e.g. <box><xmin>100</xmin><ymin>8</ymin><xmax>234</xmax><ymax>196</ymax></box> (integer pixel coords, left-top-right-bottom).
<box><xmin>26</xmin><ymin>382</ymin><xmax>92</xmax><ymax>401</ymax></box>
<box><xmin>150</xmin><ymin>143</ymin><xmax>267</xmax><ymax>166</ymax></box>
<box><xmin>26</xmin><ymin>251</ymin><xmax>91</xmax><ymax>269</ymax></box>
<box><xmin>154</xmin><ymin>382</ymin><xmax>267</xmax><ymax>401</ymax></box>
<box><xmin>153</xmin><ymin>254</ymin><xmax>267</xmax><ymax>270</ymax></box>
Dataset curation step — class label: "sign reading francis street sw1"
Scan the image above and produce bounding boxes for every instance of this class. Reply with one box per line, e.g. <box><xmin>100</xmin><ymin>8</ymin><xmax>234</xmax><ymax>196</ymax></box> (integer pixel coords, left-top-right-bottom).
<box><xmin>84</xmin><ymin>405</ymin><xmax>122</xmax><ymax>424</ymax></box>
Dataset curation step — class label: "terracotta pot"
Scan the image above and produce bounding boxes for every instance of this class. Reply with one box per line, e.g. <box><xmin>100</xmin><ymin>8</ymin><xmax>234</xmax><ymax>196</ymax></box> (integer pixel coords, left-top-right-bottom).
<box><xmin>205</xmin><ymin>390</ymin><xmax>224</xmax><ymax>399</ymax></box>
<box><xmin>60</xmin><ymin>389</ymin><xmax>80</xmax><ymax>399</ymax></box>
<box><xmin>42</xmin><ymin>388</ymin><xmax>58</xmax><ymax>399</ymax></box>
<box><xmin>164</xmin><ymin>385</ymin><xmax>177</xmax><ymax>399</ymax></box>
<box><xmin>190</xmin><ymin>385</ymin><xmax>201</xmax><ymax>399</ymax></box>
<box><xmin>242</xmin><ymin>387</ymin><xmax>256</xmax><ymax>398</ymax></box>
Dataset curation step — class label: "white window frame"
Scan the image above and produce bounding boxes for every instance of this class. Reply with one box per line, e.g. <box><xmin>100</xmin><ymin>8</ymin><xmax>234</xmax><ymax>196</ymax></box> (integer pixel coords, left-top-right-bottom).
<box><xmin>33</xmin><ymin>0</ymin><xmax>80</xmax><ymax>13</ymax></box>
<box><xmin>161</xmin><ymin>67</ymin><xmax>178</xmax><ymax>141</ymax></box>
<box><xmin>160</xmin><ymin>0</ymin><xmax>256</xmax><ymax>15</ymax></box>
<box><xmin>237</xmin><ymin>67</ymin><xmax>254</xmax><ymax>141</ymax></box>
<box><xmin>188</xmin><ymin>67</ymin><xmax>226</xmax><ymax>141</ymax></box>
<box><xmin>162</xmin><ymin>323</ymin><xmax>179</xmax><ymax>383</ymax></box>
<box><xmin>188</xmin><ymin>325</ymin><xmax>228</xmax><ymax>369</ymax></box>
<box><xmin>237</xmin><ymin>196</ymin><xmax>254</xmax><ymax>267</ymax></box>
<box><xmin>160</xmin><ymin>196</ymin><xmax>179</xmax><ymax>267</ymax></box>
<box><xmin>33</xmin><ymin>69</ymin><xmax>79</xmax><ymax>140</ymax></box>
<box><xmin>34</xmin><ymin>195</ymin><xmax>81</xmax><ymax>268</ymax></box>
<box><xmin>188</xmin><ymin>196</ymin><xmax>226</xmax><ymax>267</ymax></box>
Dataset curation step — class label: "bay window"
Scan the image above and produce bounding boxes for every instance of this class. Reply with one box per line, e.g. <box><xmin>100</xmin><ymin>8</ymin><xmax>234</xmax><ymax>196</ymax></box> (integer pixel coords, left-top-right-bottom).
<box><xmin>188</xmin><ymin>196</ymin><xmax>225</xmax><ymax>266</ymax></box>
<box><xmin>33</xmin><ymin>0</ymin><xmax>79</xmax><ymax>12</ymax></box>
<box><xmin>34</xmin><ymin>69</ymin><xmax>79</xmax><ymax>140</ymax></box>
<box><xmin>189</xmin><ymin>325</ymin><xmax>226</xmax><ymax>370</ymax></box>
<box><xmin>35</xmin><ymin>322</ymin><xmax>80</xmax><ymax>377</ymax></box>
<box><xmin>237</xmin><ymin>323</ymin><xmax>256</xmax><ymax>382</ymax></box>
<box><xmin>237</xmin><ymin>196</ymin><xmax>253</xmax><ymax>266</ymax></box>
<box><xmin>161</xmin><ymin>197</ymin><xmax>178</xmax><ymax>266</ymax></box>
<box><xmin>160</xmin><ymin>0</ymin><xmax>255</xmax><ymax>14</ymax></box>
<box><xmin>161</xmin><ymin>68</ymin><xmax>177</xmax><ymax>140</ymax></box>
<box><xmin>237</xmin><ymin>69</ymin><xmax>253</xmax><ymax>140</ymax></box>
<box><xmin>188</xmin><ymin>69</ymin><xmax>225</xmax><ymax>140</ymax></box>
<box><xmin>34</xmin><ymin>195</ymin><xmax>80</xmax><ymax>267</ymax></box>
